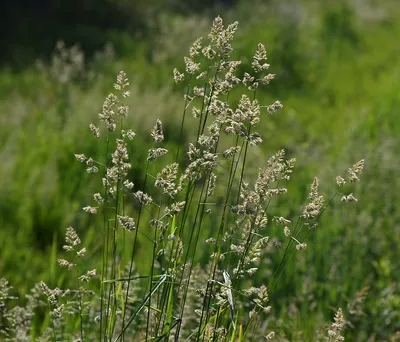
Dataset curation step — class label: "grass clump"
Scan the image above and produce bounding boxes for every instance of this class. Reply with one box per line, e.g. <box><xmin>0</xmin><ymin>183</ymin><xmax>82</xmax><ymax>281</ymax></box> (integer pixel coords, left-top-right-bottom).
<box><xmin>0</xmin><ymin>16</ymin><xmax>365</xmax><ymax>341</ymax></box>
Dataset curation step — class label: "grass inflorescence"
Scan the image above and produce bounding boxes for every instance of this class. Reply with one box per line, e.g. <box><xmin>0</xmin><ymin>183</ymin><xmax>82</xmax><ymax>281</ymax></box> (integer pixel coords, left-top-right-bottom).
<box><xmin>0</xmin><ymin>16</ymin><xmax>366</xmax><ymax>341</ymax></box>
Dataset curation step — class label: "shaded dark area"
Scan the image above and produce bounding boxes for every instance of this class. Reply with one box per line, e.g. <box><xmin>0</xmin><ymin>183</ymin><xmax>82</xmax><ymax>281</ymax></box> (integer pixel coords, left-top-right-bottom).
<box><xmin>1</xmin><ymin>0</ymin><xmax>147</xmax><ymax>67</ymax></box>
<box><xmin>0</xmin><ymin>0</ymin><xmax>237</xmax><ymax>68</ymax></box>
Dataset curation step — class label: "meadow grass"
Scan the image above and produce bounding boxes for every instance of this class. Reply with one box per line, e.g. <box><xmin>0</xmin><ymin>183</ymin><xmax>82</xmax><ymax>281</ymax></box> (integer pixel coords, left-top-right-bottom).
<box><xmin>1</xmin><ymin>1</ymin><xmax>400</xmax><ymax>340</ymax></box>
<box><xmin>0</xmin><ymin>15</ymin><xmax>366</xmax><ymax>341</ymax></box>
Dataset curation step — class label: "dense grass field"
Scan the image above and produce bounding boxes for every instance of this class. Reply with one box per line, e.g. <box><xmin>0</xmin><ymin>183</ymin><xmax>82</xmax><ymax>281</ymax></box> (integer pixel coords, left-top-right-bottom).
<box><xmin>1</xmin><ymin>0</ymin><xmax>399</xmax><ymax>340</ymax></box>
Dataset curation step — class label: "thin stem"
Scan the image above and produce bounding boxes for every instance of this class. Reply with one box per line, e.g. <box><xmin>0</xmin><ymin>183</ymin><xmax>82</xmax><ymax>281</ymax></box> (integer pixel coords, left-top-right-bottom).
<box><xmin>270</xmin><ymin>193</ymin><xmax>338</xmax><ymax>291</ymax></box>
<box><xmin>175</xmin><ymin>83</ymin><xmax>191</xmax><ymax>161</ymax></box>
<box><xmin>145</xmin><ymin>206</ymin><xmax>162</xmax><ymax>340</ymax></box>
<box><xmin>100</xmin><ymin>136</ymin><xmax>110</xmax><ymax>341</ymax></box>
<box><xmin>78</xmin><ymin>278</ymin><xmax>84</xmax><ymax>341</ymax></box>
<box><xmin>121</xmin><ymin>159</ymin><xmax>151</xmax><ymax>333</ymax></box>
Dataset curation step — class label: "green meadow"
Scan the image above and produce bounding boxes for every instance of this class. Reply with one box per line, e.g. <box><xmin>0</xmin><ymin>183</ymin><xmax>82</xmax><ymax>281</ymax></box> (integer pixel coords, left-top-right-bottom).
<box><xmin>0</xmin><ymin>0</ymin><xmax>399</xmax><ymax>340</ymax></box>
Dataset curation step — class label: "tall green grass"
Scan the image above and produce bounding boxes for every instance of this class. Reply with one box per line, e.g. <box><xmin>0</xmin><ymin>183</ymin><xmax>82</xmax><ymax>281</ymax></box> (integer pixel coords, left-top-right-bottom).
<box><xmin>0</xmin><ymin>15</ymin><xmax>366</xmax><ymax>341</ymax></box>
<box><xmin>1</xmin><ymin>1</ymin><xmax>399</xmax><ymax>340</ymax></box>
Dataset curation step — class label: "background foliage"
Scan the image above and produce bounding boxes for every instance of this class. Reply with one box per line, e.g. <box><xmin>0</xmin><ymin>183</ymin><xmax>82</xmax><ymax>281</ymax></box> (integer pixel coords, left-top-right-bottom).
<box><xmin>1</xmin><ymin>0</ymin><xmax>399</xmax><ymax>340</ymax></box>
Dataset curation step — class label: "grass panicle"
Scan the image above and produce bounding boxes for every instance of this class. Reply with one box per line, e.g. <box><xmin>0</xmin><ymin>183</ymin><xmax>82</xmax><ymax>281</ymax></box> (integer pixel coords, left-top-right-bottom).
<box><xmin>0</xmin><ymin>15</ymin><xmax>367</xmax><ymax>342</ymax></box>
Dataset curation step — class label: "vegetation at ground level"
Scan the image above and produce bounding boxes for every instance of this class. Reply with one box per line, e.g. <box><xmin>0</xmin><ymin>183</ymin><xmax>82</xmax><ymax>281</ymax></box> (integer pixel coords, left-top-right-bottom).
<box><xmin>0</xmin><ymin>0</ymin><xmax>399</xmax><ymax>340</ymax></box>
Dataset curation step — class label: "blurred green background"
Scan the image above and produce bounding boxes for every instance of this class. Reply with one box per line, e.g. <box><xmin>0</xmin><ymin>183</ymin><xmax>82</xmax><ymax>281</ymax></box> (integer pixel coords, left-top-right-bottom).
<box><xmin>1</xmin><ymin>0</ymin><xmax>399</xmax><ymax>340</ymax></box>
